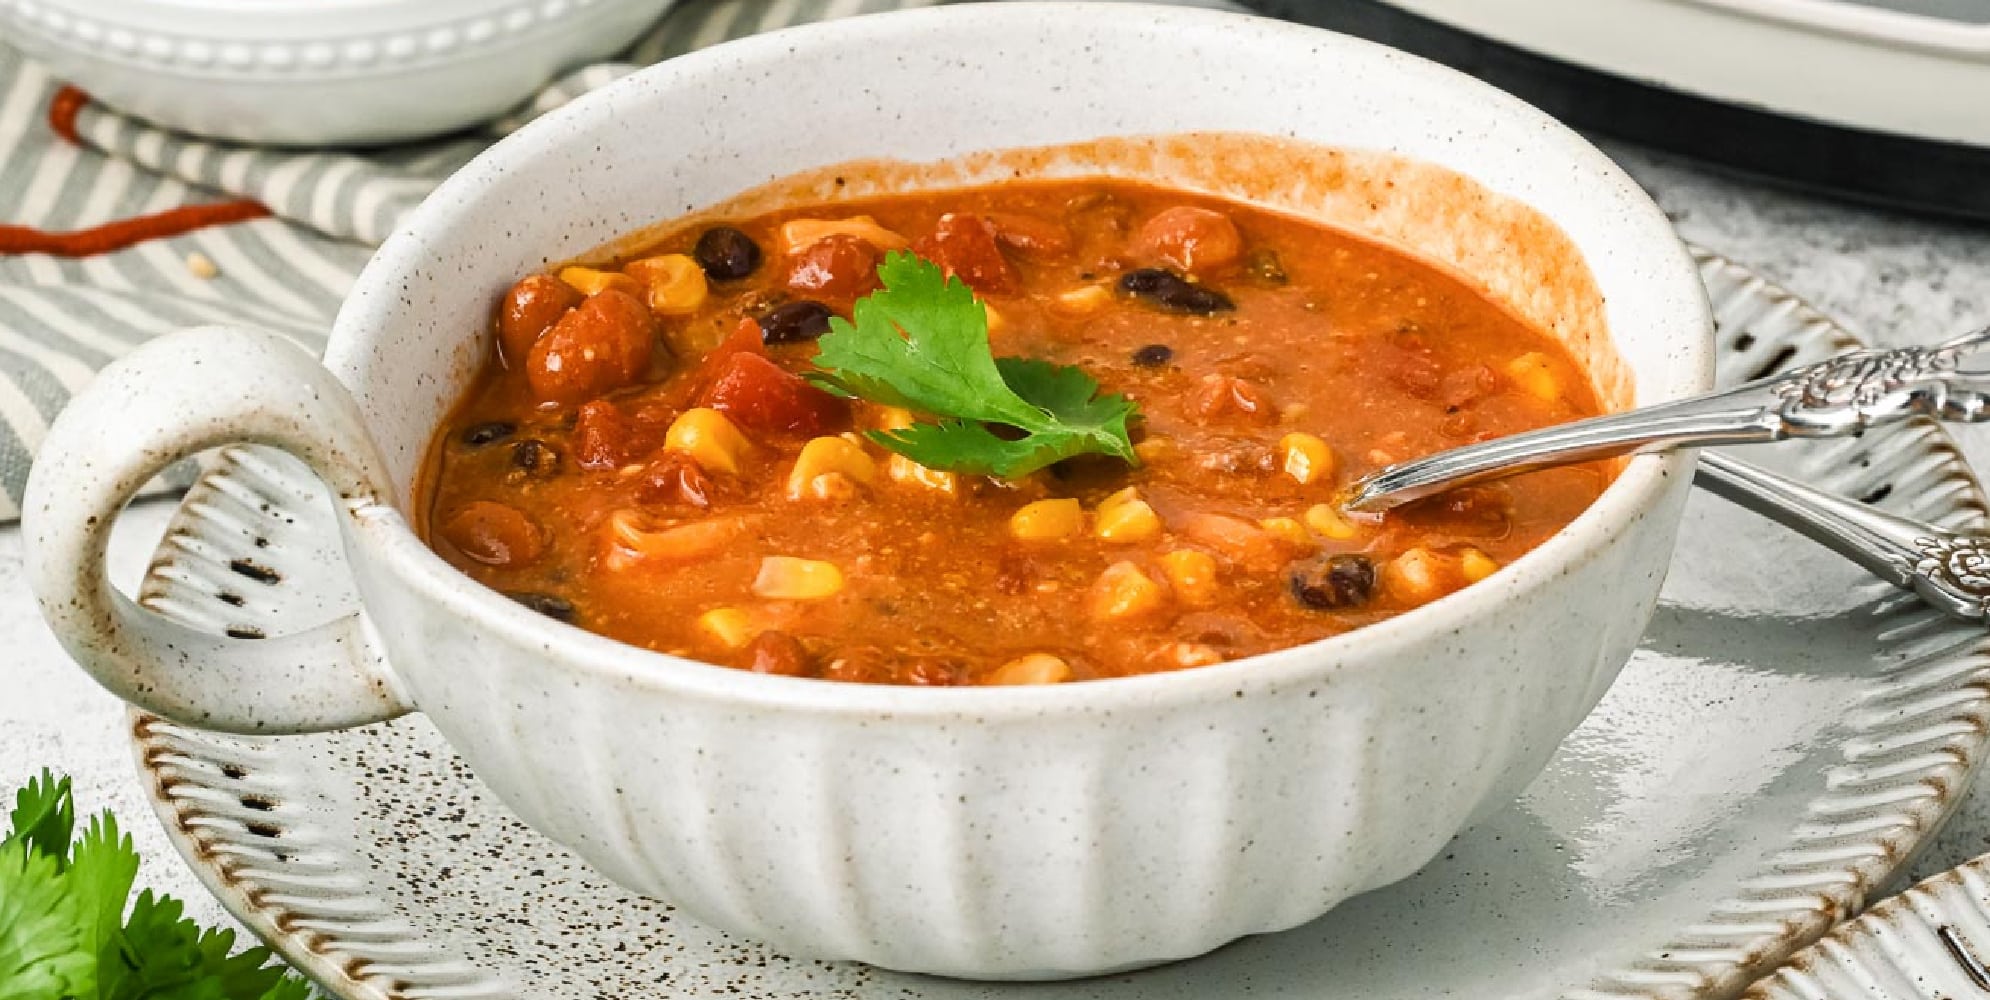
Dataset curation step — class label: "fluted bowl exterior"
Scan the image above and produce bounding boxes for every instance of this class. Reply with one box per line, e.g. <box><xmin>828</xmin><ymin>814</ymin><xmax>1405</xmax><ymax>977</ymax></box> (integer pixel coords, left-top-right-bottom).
<box><xmin>313</xmin><ymin>3</ymin><xmax>1711</xmax><ymax>977</ymax></box>
<box><xmin>349</xmin><ymin>477</ymin><xmax>1682</xmax><ymax>977</ymax></box>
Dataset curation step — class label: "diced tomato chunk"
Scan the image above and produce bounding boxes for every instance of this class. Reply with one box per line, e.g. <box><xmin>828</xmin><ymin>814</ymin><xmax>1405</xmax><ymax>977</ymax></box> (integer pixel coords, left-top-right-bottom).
<box><xmin>698</xmin><ymin>351</ymin><xmax>850</xmax><ymax>436</ymax></box>
<box><xmin>637</xmin><ymin>451</ymin><xmax>718</xmax><ymax>507</ymax></box>
<box><xmin>572</xmin><ymin>399</ymin><xmax>659</xmax><ymax>470</ymax></box>
<box><xmin>913</xmin><ymin>213</ymin><xmax>1016</xmax><ymax>295</ymax></box>
<box><xmin>785</xmin><ymin>234</ymin><xmax>881</xmax><ymax>310</ymax></box>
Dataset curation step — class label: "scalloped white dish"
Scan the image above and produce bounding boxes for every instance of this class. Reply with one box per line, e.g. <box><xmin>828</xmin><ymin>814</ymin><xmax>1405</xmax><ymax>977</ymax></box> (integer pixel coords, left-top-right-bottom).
<box><xmin>124</xmin><ymin>252</ymin><xmax>1990</xmax><ymax>999</ymax></box>
<box><xmin>0</xmin><ymin>0</ymin><xmax>678</xmax><ymax>145</ymax></box>
<box><xmin>1378</xmin><ymin>0</ymin><xmax>1990</xmax><ymax>145</ymax></box>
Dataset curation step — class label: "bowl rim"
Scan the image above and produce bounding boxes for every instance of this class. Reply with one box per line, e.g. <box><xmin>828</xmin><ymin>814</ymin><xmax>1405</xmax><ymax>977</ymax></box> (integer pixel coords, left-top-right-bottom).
<box><xmin>334</xmin><ymin>0</ymin><xmax>1715</xmax><ymax>718</ymax></box>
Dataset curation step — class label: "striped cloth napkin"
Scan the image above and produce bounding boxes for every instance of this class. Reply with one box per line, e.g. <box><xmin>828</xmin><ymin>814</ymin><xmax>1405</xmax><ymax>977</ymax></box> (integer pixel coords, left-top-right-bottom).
<box><xmin>0</xmin><ymin>0</ymin><xmax>940</xmax><ymax>522</ymax></box>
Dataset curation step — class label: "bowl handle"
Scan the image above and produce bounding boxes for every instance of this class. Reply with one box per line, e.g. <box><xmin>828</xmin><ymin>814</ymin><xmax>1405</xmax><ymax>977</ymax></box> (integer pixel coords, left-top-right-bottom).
<box><xmin>23</xmin><ymin>325</ymin><xmax>413</xmax><ymax>734</ymax></box>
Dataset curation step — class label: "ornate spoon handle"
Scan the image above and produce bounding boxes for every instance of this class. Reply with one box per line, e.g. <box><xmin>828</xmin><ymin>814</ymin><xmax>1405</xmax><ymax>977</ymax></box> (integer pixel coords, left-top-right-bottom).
<box><xmin>1344</xmin><ymin>328</ymin><xmax>1990</xmax><ymax>512</ymax></box>
<box><xmin>1693</xmin><ymin>451</ymin><xmax>1990</xmax><ymax>623</ymax></box>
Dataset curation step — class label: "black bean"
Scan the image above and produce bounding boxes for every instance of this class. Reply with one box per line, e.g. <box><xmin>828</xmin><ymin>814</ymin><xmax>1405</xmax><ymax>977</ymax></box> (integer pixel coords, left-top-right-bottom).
<box><xmin>1131</xmin><ymin>343</ymin><xmax>1174</xmax><ymax>367</ymax></box>
<box><xmin>508</xmin><ymin>592</ymin><xmax>576</xmax><ymax>623</ymax></box>
<box><xmin>693</xmin><ymin>226</ymin><xmax>762</xmax><ymax>281</ymax></box>
<box><xmin>1119</xmin><ymin>267</ymin><xmax>1234</xmax><ymax>315</ymax></box>
<box><xmin>759</xmin><ymin>300</ymin><xmax>835</xmax><ymax>344</ymax></box>
<box><xmin>1290</xmin><ymin>554</ymin><xmax>1376</xmax><ymax>610</ymax></box>
<box><xmin>509</xmin><ymin>439</ymin><xmax>558</xmax><ymax>476</ymax></box>
<box><xmin>1244</xmin><ymin>248</ymin><xmax>1288</xmax><ymax>286</ymax></box>
<box><xmin>460</xmin><ymin>421</ymin><xmax>516</xmax><ymax>447</ymax></box>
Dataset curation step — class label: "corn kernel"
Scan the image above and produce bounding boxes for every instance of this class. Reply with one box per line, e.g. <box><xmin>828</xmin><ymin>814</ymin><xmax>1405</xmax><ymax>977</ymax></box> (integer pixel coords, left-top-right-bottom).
<box><xmin>1505</xmin><ymin>351</ymin><xmax>1561</xmax><ymax>402</ymax></box>
<box><xmin>601</xmin><ymin>512</ymin><xmax>744</xmax><ymax>570</ymax></box>
<box><xmin>1133</xmin><ymin>437</ymin><xmax>1174</xmax><ymax>463</ymax></box>
<box><xmin>1259</xmin><ymin>517</ymin><xmax>1310</xmax><ymax>547</ymax></box>
<box><xmin>753</xmin><ymin>556</ymin><xmax>845</xmax><ymax>600</ymax></box>
<box><xmin>1156</xmin><ymin>642</ymin><xmax>1223</xmax><ymax>670</ymax></box>
<box><xmin>1385</xmin><ymin>547</ymin><xmax>1447</xmax><ymax>604</ymax></box>
<box><xmin>886</xmin><ymin>453</ymin><xmax>957</xmax><ymax>494</ymax></box>
<box><xmin>1158</xmin><ymin>550</ymin><xmax>1218</xmax><ymax>606</ymax></box>
<box><xmin>625</xmin><ymin>253</ymin><xmax>709</xmax><ymax>317</ymax></box>
<box><xmin>985</xmin><ymin>653</ymin><xmax>1072</xmax><ymax>686</ymax></box>
<box><xmin>1095</xmin><ymin>498</ymin><xmax>1161</xmax><ymax>543</ymax></box>
<box><xmin>1279</xmin><ymin>432</ymin><xmax>1334</xmax><ymax>485</ymax></box>
<box><xmin>697</xmin><ymin>607</ymin><xmax>757</xmax><ymax>649</ymax></box>
<box><xmin>787</xmin><ymin>436</ymin><xmax>877</xmax><ymax>501</ymax></box>
<box><xmin>1011</xmin><ymin>498</ymin><xmax>1084</xmax><ymax>541</ymax></box>
<box><xmin>1089</xmin><ymin>561</ymin><xmax>1169</xmax><ymax>621</ymax></box>
<box><xmin>778</xmin><ymin>216</ymin><xmax>909</xmax><ymax>255</ymax></box>
<box><xmin>664</xmin><ymin>407</ymin><xmax>751</xmax><ymax>475</ymax></box>
<box><xmin>1052</xmin><ymin>284</ymin><xmax>1112</xmax><ymax>315</ymax></box>
<box><xmin>872</xmin><ymin>406</ymin><xmax>916</xmax><ymax>431</ymax></box>
<box><xmin>1098</xmin><ymin>486</ymin><xmax>1142</xmax><ymax>513</ymax></box>
<box><xmin>1304</xmin><ymin>503</ymin><xmax>1361</xmax><ymax>540</ymax></box>
<box><xmin>1460</xmin><ymin>547</ymin><xmax>1500</xmax><ymax>583</ymax></box>
<box><xmin>557</xmin><ymin>265</ymin><xmax>644</xmax><ymax>298</ymax></box>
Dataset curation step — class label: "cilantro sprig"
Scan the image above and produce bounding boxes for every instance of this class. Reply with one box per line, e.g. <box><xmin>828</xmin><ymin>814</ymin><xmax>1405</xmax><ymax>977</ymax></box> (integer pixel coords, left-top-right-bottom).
<box><xmin>0</xmin><ymin>770</ymin><xmax>310</xmax><ymax>1000</ymax></box>
<box><xmin>807</xmin><ymin>252</ymin><xmax>1140</xmax><ymax>478</ymax></box>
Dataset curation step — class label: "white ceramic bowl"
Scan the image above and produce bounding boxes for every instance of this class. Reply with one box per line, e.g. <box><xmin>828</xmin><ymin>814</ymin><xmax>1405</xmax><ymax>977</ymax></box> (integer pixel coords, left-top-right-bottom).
<box><xmin>22</xmin><ymin>3</ymin><xmax>1713</xmax><ymax>979</ymax></box>
<box><xmin>0</xmin><ymin>0</ymin><xmax>676</xmax><ymax>146</ymax></box>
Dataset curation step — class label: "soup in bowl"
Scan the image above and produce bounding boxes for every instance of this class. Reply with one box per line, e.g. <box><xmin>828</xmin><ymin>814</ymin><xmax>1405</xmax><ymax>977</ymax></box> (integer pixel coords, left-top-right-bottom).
<box><xmin>24</xmin><ymin>2</ymin><xmax>1711</xmax><ymax>979</ymax></box>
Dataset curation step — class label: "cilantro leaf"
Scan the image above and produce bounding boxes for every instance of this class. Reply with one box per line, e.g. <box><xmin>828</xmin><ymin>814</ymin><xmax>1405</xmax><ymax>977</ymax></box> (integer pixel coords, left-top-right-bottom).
<box><xmin>0</xmin><ymin>773</ymin><xmax>311</xmax><ymax>1000</ymax></box>
<box><xmin>809</xmin><ymin>252</ymin><xmax>1140</xmax><ymax>478</ymax></box>
<box><xmin>68</xmin><ymin>811</ymin><xmax>140</xmax><ymax>967</ymax></box>
<box><xmin>0</xmin><ymin>840</ymin><xmax>92</xmax><ymax>1000</ymax></box>
<box><xmin>872</xmin><ymin>420</ymin><xmax>1085</xmax><ymax>479</ymax></box>
<box><xmin>995</xmin><ymin>358</ymin><xmax>1138</xmax><ymax>460</ymax></box>
<box><xmin>5</xmin><ymin>768</ymin><xmax>74</xmax><ymax>866</ymax></box>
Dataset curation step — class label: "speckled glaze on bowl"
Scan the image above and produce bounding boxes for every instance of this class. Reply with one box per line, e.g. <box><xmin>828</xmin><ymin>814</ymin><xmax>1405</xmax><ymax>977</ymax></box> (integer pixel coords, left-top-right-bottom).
<box><xmin>0</xmin><ymin>0</ymin><xmax>677</xmax><ymax>145</ymax></box>
<box><xmin>22</xmin><ymin>3</ymin><xmax>1711</xmax><ymax>978</ymax></box>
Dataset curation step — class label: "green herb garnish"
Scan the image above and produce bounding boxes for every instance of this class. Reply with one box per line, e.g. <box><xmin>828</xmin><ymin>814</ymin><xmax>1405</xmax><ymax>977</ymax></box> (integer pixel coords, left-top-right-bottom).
<box><xmin>0</xmin><ymin>770</ymin><xmax>309</xmax><ymax>1000</ymax></box>
<box><xmin>808</xmin><ymin>252</ymin><xmax>1141</xmax><ymax>478</ymax></box>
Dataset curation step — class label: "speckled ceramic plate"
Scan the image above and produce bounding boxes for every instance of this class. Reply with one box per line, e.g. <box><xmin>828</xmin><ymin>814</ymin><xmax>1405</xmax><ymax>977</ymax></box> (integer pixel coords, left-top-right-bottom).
<box><xmin>127</xmin><ymin>251</ymin><xmax>1990</xmax><ymax>1000</ymax></box>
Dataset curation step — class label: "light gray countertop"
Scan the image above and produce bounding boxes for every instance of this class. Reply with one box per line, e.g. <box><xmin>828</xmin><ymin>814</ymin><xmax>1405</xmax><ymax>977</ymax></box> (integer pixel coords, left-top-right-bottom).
<box><xmin>4</xmin><ymin>140</ymin><xmax>1989</xmax><ymax>967</ymax></box>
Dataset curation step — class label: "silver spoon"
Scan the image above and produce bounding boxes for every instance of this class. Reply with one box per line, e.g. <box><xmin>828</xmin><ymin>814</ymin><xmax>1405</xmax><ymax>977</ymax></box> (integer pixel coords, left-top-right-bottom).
<box><xmin>1344</xmin><ymin>328</ymin><xmax>1990</xmax><ymax>513</ymax></box>
<box><xmin>1692</xmin><ymin>451</ymin><xmax>1990</xmax><ymax>623</ymax></box>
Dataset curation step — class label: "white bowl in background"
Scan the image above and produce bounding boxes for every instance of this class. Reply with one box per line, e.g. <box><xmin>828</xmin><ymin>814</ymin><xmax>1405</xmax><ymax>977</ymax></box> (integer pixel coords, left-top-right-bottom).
<box><xmin>23</xmin><ymin>3</ymin><xmax>1713</xmax><ymax>979</ymax></box>
<box><xmin>0</xmin><ymin>0</ymin><xmax>677</xmax><ymax>146</ymax></box>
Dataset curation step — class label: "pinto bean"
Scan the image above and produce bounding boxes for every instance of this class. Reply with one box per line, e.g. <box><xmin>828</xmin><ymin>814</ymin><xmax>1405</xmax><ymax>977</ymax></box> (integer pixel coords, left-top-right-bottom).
<box><xmin>497</xmin><ymin>274</ymin><xmax>581</xmax><ymax>368</ymax></box>
<box><xmin>440</xmin><ymin>501</ymin><xmax>545</xmax><ymax>567</ymax></box>
<box><xmin>525</xmin><ymin>289</ymin><xmax>657</xmax><ymax>404</ymax></box>
<box><xmin>1133</xmin><ymin>206</ymin><xmax>1243</xmax><ymax>273</ymax></box>
<box><xmin>1187</xmin><ymin>374</ymin><xmax>1276</xmax><ymax>424</ymax></box>
<box><xmin>746</xmin><ymin>630</ymin><xmax>814</xmax><ymax>677</ymax></box>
